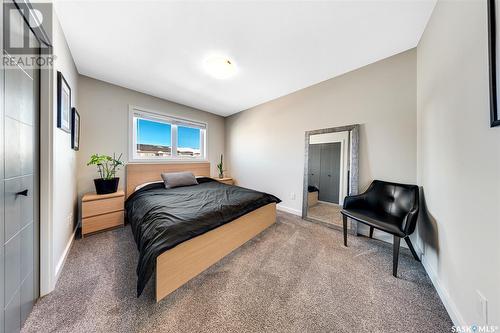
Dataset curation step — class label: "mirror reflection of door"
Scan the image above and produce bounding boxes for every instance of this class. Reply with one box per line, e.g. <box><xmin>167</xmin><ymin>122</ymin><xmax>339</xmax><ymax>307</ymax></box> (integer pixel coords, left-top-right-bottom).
<box><xmin>306</xmin><ymin>130</ymin><xmax>350</xmax><ymax>227</ymax></box>
<box><xmin>319</xmin><ymin>142</ymin><xmax>341</xmax><ymax>203</ymax></box>
<box><xmin>308</xmin><ymin>142</ymin><xmax>341</xmax><ymax>203</ymax></box>
<box><xmin>308</xmin><ymin>144</ymin><xmax>320</xmax><ymax>190</ymax></box>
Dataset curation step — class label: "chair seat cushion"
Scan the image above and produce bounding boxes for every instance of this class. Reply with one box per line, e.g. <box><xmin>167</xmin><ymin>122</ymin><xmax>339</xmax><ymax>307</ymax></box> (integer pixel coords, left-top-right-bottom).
<box><xmin>341</xmin><ymin>208</ymin><xmax>406</xmax><ymax>237</ymax></box>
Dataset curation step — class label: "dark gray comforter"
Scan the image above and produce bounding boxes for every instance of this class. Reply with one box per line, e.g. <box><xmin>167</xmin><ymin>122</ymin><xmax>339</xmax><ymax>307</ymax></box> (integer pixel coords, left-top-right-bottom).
<box><xmin>125</xmin><ymin>177</ymin><xmax>281</xmax><ymax>296</ymax></box>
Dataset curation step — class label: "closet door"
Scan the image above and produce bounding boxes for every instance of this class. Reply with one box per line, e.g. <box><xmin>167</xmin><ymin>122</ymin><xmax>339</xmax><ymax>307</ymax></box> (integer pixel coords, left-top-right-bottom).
<box><xmin>318</xmin><ymin>142</ymin><xmax>341</xmax><ymax>204</ymax></box>
<box><xmin>308</xmin><ymin>144</ymin><xmax>321</xmax><ymax>188</ymax></box>
<box><xmin>2</xmin><ymin>7</ymin><xmax>40</xmax><ymax>332</ymax></box>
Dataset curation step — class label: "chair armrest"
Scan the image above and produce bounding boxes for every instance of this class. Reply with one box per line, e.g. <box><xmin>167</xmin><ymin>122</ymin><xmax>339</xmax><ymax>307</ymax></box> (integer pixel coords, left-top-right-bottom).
<box><xmin>343</xmin><ymin>192</ymin><xmax>367</xmax><ymax>209</ymax></box>
<box><xmin>402</xmin><ymin>207</ymin><xmax>419</xmax><ymax>235</ymax></box>
<box><xmin>343</xmin><ymin>181</ymin><xmax>380</xmax><ymax>210</ymax></box>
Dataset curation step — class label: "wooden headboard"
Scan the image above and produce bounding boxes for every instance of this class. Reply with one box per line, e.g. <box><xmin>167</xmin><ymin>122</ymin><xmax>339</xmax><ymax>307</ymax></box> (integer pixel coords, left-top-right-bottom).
<box><xmin>126</xmin><ymin>162</ymin><xmax>210</xmax><ymax>198</ymax></box>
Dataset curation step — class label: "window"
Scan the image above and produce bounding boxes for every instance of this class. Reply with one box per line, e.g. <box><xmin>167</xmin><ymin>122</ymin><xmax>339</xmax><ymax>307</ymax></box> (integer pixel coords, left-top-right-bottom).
<box><xmin>177</xmin><ymin>125</ymin><xmax>202</xmax><ymax>157</ymax></box>
<box><xmin>130</xmin><ymin>107</ymin><xmax>206</xmax><ymax>161</ymax></box>
<box><xmin>136</xmin><ymin>118</ymin><xmax>172</xmax><ymax>157</ymax></box>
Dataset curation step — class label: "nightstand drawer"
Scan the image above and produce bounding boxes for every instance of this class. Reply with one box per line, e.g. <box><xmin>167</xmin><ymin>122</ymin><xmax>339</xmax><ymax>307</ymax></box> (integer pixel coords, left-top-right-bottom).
<box><xmin>82</xmin><ymin>196</ymin><xmax>123</xmax><ymax>218</ymax></box>
<box><xmin>82</xmin><ymin>210</ymin><xmax>124</xmax><ymax>235</ymax></box>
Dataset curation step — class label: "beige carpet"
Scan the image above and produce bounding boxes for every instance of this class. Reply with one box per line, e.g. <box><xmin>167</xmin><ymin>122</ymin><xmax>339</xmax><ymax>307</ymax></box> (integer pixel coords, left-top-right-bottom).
<box><xmin>307</xmin><ymin>202</ymin><xmax>343</xmax><ymax>226</ymax></box>
<box><xmin>22</xmin><ymin>211</ymin><xmax>452</xmax><ymax>333</ymax></box>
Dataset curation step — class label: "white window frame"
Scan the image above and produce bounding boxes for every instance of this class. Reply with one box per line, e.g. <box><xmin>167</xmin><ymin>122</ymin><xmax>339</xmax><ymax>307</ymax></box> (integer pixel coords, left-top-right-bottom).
<box><xmin>128</xmin><ymin>105</ymin><xmax>207</xmax><ymax>162</ymax></box>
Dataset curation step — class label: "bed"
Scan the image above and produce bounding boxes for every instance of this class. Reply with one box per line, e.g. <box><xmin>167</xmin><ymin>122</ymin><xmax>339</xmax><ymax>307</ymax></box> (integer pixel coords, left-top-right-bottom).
<box><xmin>125</xmin><ymin>162</ymin><xmax>280</xmax><ymax>302</ymax></box>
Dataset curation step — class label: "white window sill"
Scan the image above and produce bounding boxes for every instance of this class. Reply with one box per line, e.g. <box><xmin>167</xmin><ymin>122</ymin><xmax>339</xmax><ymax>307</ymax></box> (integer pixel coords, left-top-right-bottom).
<box><xmin>128</xmin><ymin>159</ymin><xmax>210</xmax><ymax>164</ymax></box>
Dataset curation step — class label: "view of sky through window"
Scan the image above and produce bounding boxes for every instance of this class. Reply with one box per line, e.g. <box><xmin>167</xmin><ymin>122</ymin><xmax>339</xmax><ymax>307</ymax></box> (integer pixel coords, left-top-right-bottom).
<box><xmin>178</xmin><ymin>126</ymin><xmax>200</xmax><ymax>149</ymax></box>
<box><xmin>137</xmin><ymin>119</ymin><xmax>201</xmax><ymax>149</ymax></box>
<box><xmin>137</xmin><ymin>119</ymin><xmax>171</xmax><ymax>146</ymax></box>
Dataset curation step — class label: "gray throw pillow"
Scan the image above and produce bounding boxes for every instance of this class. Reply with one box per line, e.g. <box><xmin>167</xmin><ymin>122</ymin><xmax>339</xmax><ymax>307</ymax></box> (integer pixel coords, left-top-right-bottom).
<box><xmin>161</xmin><ymin>171</ymin><xmax>199</xmax><ymax>189</ymax></box>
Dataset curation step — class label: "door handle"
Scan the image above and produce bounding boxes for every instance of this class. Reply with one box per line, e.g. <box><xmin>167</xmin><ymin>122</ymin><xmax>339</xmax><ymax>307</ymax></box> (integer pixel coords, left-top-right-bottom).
<box><xmin>16</xmin><ymin>189</ymin><xmax>28</xmax><ymax>196</ymax></box>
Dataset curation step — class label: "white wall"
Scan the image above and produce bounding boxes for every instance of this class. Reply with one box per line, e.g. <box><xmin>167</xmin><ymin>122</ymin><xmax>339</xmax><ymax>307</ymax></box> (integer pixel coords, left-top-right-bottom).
<box><xmin>417</xmin><ymin>0</ymin><xmax>500</xmax><ymax>326</ymax></box>
<box><xmin>225</xmin><ymin>49</ymin><xmax>417</xmax><ymax>216</ymax></box>
<box><xmin>40</xmin><ymin>12</ymin><xmax>79</xmax><ymax>295</ymax></box>
<box><xmin>76</xmin><ymin>75</ymin><xmax>225</xmax><ymax>197</ymax></box>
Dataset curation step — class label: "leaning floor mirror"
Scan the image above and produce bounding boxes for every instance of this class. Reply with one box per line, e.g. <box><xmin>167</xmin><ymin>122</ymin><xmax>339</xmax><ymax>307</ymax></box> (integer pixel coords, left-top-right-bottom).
<box><xmin>302</xmin><ymin>124</ymin><xmax>359</xmax><ymax>234</ymax></box>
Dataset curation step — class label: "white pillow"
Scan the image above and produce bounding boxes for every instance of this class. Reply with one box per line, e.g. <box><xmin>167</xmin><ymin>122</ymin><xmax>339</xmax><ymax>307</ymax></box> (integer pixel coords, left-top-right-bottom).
<box><xmin>134</xmin><ymin>181</ymin><xmax>163</xmax><ymax>191</ymax></box>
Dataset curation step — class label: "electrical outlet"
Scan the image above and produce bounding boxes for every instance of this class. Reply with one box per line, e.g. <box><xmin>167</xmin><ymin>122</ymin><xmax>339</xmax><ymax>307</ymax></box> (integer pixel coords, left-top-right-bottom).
<box><xmin>68</xmin><ymin>213</ymin><xmax>74</xmax><ymax>225</ymax></box>
<box><xmin>476</xmin><ymin>290</ymin><xmax>488</xmax><ymax>325</ymax></box>
<box><xmin>290</xmin><ymin>192</ymin><xmax>296</xmax><ymax>200</ymax></box>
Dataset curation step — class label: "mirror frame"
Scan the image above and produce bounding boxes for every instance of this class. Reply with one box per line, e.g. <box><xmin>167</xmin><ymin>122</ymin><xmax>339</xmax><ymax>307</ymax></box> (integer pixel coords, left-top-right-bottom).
<box><xmin>302</xmin><ymin>124</ymin><xmax>360</xmax><ymax>233</ymax></box>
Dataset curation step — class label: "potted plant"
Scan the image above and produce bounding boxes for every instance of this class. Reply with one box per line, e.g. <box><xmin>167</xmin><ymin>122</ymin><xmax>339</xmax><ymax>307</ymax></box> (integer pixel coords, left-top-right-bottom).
<box><xmin>87</xmin><ymin>153</ymin><xmax>124</xmax><ymax>194</ymax></box>
<box><xmin>217</xmin><ymin>153</ymin><xmax>225</xmax><ymax>179</ymax></box>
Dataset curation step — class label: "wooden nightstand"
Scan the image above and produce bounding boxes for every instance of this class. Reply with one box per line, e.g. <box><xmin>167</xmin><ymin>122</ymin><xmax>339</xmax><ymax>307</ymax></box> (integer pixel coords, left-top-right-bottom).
<box><xmin>213</xmin><ymin>177</ymin><xmax>234</xmax><ymax>185</ymax></box>
<box><xmin>81</xmin><ymin>190</ymin><xmax>125</xmax><ymax>237</ymax></box>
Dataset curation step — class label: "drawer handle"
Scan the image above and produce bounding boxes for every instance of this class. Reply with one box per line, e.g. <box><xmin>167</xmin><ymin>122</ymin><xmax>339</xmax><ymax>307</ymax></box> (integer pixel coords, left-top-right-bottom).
<box><xmin>16</xmin><ymin>189</ymin><xmax>28</xmax><ymax>196</ymax></box>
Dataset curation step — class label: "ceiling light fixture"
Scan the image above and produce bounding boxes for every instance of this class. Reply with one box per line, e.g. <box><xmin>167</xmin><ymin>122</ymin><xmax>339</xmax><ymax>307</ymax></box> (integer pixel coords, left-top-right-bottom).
<box><xmin>203</xmin><ymin>55</ymin><xmax>237</xmax><ymax>79</ymax></box>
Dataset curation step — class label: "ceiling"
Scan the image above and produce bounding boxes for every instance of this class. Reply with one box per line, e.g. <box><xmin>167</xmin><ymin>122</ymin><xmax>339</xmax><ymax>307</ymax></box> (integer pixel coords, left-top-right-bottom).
<box><xmin>54</xmin><ymin>0</ymin><xmax>436</xmax><ymax>117</ymax></box>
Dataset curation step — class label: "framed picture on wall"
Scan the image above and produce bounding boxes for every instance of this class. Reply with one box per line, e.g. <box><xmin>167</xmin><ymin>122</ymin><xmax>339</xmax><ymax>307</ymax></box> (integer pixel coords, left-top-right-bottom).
<box><xmin>57</xmin><ymin>71</ymin><xmax>71</xmax><ymax>132</ymax></box>
<box><xmin>71</xmin><ymin>107</ymin><xmax>80</xmax><ymax>150</ymax></box>
<box><xmin>488</xmin><ymin>0</ymin><xmax>500</xmax><ymax>127</ymax></box>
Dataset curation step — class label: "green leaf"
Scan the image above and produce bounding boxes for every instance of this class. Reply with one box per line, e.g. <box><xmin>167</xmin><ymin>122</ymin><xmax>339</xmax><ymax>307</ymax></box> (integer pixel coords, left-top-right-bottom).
<box><xmin>87</xmin><ymin>153</ymin><xmax>124</xmax><ymax>179</ymax></box>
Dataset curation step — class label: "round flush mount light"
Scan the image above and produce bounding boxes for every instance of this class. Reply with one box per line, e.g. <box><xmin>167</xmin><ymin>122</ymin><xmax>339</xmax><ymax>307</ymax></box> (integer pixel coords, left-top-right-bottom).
<box><xmin>203</xmin><ymin>55</ymin><xmax>237</xmax><ymax>79</ymax></box>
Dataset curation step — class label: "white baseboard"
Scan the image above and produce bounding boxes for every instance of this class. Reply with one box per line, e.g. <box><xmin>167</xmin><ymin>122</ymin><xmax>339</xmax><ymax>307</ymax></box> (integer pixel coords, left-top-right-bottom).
<box><xmin>421</xmin><ymin>253</ymin><xmax>465</xmax><ymax>327</ymax></box>
<box><xmin>54</xmin><ymin>228</ymin><xmax>77</xmax><ymax>283</ymax></box>
<box><xmin>277</xmin><ymin>204</ymin><xmax>302</xmax><ymax>216</ymax></box>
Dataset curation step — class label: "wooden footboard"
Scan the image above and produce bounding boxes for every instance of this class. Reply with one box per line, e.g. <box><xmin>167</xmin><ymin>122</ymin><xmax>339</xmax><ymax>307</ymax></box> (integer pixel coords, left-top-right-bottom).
<box><xmin>155</xmin><ymin>203</ymin><xmax>277</xmax><ymax>302</ymax></box>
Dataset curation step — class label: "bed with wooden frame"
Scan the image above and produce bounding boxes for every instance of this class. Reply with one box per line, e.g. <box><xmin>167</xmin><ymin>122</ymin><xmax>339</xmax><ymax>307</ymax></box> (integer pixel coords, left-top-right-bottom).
<box><xmin>126</xmin><ymin>162</ymin><xmax>277</xmax><ymax>302</ymax></box>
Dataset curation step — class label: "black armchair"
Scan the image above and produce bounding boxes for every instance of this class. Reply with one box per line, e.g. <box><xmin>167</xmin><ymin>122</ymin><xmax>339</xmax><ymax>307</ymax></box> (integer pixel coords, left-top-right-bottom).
<box><xmin>341</xmin><ymin>180</ymin><xmax>420</xmax><ymax>277</ymax></box>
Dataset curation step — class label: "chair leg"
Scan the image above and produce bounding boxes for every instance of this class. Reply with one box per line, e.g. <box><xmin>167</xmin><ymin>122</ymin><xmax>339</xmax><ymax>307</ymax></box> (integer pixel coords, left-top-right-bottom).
<box><xmin>404</xmin><ymin>237</ymin><xmax>421</xmax><ymax>262</ymax></box>
<box><xmin>393</xmin><ymin>236</ymin><xmax>401</xmax><ymax>277</ymax></box>
<box><xmin>369</xmin><ymin>226</ymin><xmax>374</xmax><ymax>238</ymax></box>
<box><xmin>342</xmin><ymin>215</ymin><xmax>348</xmax><ymax>247</ymax></box>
